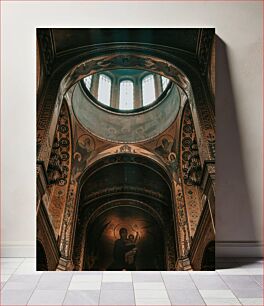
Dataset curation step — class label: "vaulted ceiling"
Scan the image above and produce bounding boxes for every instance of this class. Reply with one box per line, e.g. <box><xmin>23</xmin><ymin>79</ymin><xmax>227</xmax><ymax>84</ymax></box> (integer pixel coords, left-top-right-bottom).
<box><xmin>51</xmin><ymin>28</ymin><xmax>202</xmax><ymax>56</ymax></box>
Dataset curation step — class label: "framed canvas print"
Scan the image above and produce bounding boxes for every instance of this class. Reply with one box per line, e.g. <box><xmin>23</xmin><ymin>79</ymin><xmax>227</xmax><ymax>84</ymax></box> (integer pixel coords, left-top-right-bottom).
<box><xmin>36</xmin><ymin>28</ymin><xmax>215</xmax><ymax>271</ymax></box>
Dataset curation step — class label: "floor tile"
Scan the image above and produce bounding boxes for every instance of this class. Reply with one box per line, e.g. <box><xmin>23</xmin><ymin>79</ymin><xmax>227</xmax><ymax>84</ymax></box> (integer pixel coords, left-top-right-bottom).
<box><xmin>135</xmin><ymin>289</ymin><xmax>169</xmax><ymax>299</ymax></box>
<box><xmin>162</xmin><ymin>274</ymin><xmax>197</xmax><ymax>289</ymax></box>
<box><xmin>99</xmin><ymin>289</ymin><xmax>135</xmax><ymax>305</ymax></box>
<box><xmin>1</xmin><ymin>275</ymin><xmax>11</xmax><ymax>282</ymax></box>
<box><xmin>1</xmin><ymin>266</ymin><xmax>19</xmax><ymax>274</ymax></box>
<box><xmin>203</xmin><ymin>298</ymin><xmax>241</xmax><ymax>305</ymax></box>
<box><xmin>71</xmin><ymin>274</ymin><xmax>102</xmax><ymax>282</ymax></box>
<box><xmin>68</xmin><ymin>281</ymin><xmax>101</xmax><ymax>290</ymax></box>
<box><xmin>102</xmin><ymin>271</ymin><xmax>132</xmax><ymax>282</ymax></box>
<box><xmin>4</xmin><ymin>275</ymin><xmax>41</xmax><ymax>292</ymax></box>
<box><xmin>252</xmin><ymin>275</ymin><xmax>263</xmax><ymax>287</ymax></box>
<box><xmin>3</xmin><ymin>280</ymin><xmax>38</xmax><ymax>291</ymax></box>
<box><xmin>239</xmin><ymin>298</ymin><xmax>264</xmax><ymax>305</ymax></box>
<box><xmin>23</xmin><ymin>258</ymin><xmax>36</xmax><ymax>263</ymax></box>
<box><xmin>134</xmin><ymin>282</ymin><xmax>166</xmax><ymax>290</ymax></box>
<box><xmin>190</xmin><ymin>275</ymin><xmax>229</xmax><ymax>290</ymax></box>
<box><xmin>14</xmin><ymin>263</ymin><xmax>41</xmax><ymax>275</ymax></box>
<box><xmin>132</xmin><ymin>271</ymin><xmax>162</xmax><ymax>282</ymax></box>
<box><xmin>167</xmin><ymin>289</ymin><xmax>205</xmax><ymax>305</ymax></box>
<box><xmin>1</xmin><ymin>262</ymin><xmax>22</xmax><ymax>269</ymax></box>
<box><xmin>221</xmin><ymin>275</ymin><xmax>261</xmax><ymax>290</ymax></box>
<box><xmin>37</xmin><ymin>272</ymin><xmax>72</xmax><ymax>290</ymax></box>
<box><xmin>8</xmin><ymin>274</ymin><xmax>41</xmax><ymax>283</ymax></box>
<box><xmin>101</xmin><ymin>281</ymin><xmax>133</xmax><ymax>290</ymax></box>
<box><xmin>63</xmin><ymin>290</ymin><xmax>100</xmax><ymax>305</ymax></box>
<box><xmin>1</xmin><ymin>288</ymin><xmax>33</xmax><ymax>305</ymax></box>
<box><xmin>162</xmin><ymin>271</ymin><xmax>190</xmax><ymax>275</ymax></box>
<box><xmin>190</xmin><ymin>271</ymin><xmax>218</xmax><ymax>275</ymax></box>
<box><xmin>231</xmin><ymin>287</ymin><xmax>263</xmax><ymax>298</ymax></box>
<box><xmin>135</xmin><ymin>299</ymin><xmax>171</xmax><ymax>305</ymax></box>
<box><xmin>199</xmin><ymin>289</ymin><xmax>237</xmax><ymax>298</ymax></box>
<box><xmin>1</xmin><ymin>257</ymin><xmax>263</xmax><ymax>306</ymax></box>
<box><xmin>27</xmin><ymin>289</ymin><xmax>66</xmax><ymax>305</ymax></box>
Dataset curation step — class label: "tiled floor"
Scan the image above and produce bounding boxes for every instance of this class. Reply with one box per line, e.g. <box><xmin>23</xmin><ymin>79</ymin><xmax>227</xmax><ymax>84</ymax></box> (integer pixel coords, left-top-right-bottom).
<box><xmin>0</xmin><ymin>258</ymin><xmax>263</xmax><ymax>305</ymax></box>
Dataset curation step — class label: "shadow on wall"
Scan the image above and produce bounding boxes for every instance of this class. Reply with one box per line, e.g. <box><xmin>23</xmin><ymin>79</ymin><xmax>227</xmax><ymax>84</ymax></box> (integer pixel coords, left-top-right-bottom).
<box><xmin>215</xmin><ymin>36</ymin><xmax>260</xmax><ymax>267</ymax></box>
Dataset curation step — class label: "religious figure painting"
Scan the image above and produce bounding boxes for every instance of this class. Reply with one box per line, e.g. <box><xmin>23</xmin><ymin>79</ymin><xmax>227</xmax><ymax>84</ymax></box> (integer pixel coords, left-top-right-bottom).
<box><xmin>37</xmin><ymin>28</ymin><xmax>215</xmax><ymax>271</ymax></box>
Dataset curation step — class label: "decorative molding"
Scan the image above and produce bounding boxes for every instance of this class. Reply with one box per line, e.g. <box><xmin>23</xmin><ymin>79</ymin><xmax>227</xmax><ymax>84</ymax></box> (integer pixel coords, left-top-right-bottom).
<box><xmin>196</xmin><ymin>29</ymin><xmax>215</xmax><ymax>76</ymax></box>
<box><xmin>37</xmin><ymin>29</ymin><xmax>55</xmax><ymax>77</ymax></box>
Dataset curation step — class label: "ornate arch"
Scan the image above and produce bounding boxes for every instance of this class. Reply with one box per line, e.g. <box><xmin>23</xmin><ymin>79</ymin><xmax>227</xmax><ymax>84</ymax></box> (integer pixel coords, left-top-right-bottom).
<box><xmin>37</xmin><ymin>47</ymin><xmax>215</xmax><ymax>170</ymax></box>
<box><xmin>73</xmin><ymin>199</ymin><xmax>173</xmax><ymax>271</ymax></box>
<box><xmin>179</xmin><ymin>101</ymin><xmax>203</xmax><ymax>237</ymax></box>
<box><xmin>37</xmin><ymin>42</ymin><xmax>215</xmax><ymax>271</ymax></box>
<box><xmin>44</xmin><ymin>100</ymin><xmax>73</xmax><ymax>239</ymax></box>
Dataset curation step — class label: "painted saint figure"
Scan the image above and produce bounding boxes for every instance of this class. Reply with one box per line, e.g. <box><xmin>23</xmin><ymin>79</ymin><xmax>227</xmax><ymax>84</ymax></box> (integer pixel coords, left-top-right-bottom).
<box><xmin>108</xmin><ymin>228</ymin><xmax>137</xmax><ymax>271</ymax></box>
<box><xmin>124</xmin><ymin>232</ymin><xmax>139</xmax><ymax>271</ymax></box>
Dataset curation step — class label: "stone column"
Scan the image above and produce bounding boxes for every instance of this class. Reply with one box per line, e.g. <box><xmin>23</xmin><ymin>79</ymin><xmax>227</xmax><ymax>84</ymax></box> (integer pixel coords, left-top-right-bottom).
<box><xmin>154</xmin><ymin>74</ymin><xmax>163</xmax><ymax>99</ymax></box>
<box><xmin>57</xmin><ymin>181</ymin><xmax>78</xmax><ymax>271</ymax></box>
<box><xmin>90</xmin><ymin>74</ymin><xmax>99</xmax><ymax>99</ymax></box>
<box><xmin>134</xmin><ymin>78</ymin><xmax>143</xmax><ymax>108</ymax></box>
<box><xmin>111</xmin><ymin>78</ymin><xmax>119</xmax><ymax>109</ymax></box>
<box><xmin>171</xmin><ymin>179</ymin><xmax>192</xmax><ymax>270</ymax></box>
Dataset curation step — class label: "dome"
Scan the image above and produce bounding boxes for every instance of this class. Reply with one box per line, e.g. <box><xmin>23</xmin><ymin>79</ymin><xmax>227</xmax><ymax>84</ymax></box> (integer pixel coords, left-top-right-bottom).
<box><xmin>72</xmin><ymin>69</ymin><xmax>181</xmax><ymax>143</ymax></box>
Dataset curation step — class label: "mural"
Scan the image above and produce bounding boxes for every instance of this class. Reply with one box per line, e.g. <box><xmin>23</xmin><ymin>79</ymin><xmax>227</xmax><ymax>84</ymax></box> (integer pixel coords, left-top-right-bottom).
<box><xmin>37</xmin><ymin>28</ymin><xmax>215</xmax><ymax>272</ymax></box>
<box><xmin>84</xmin><ymin>206</ymin><xmax>164</xmax><ymax>271</ymax></box>
<box><xmin>72</xmin><ymin>134</ymin><xmax>95</xmax><ymax>181</ymax></box>
<box><xmin>155</xmin><ymin>135</ymin><xmax>174</xmax><ymax>160</ymax></box>
<box><xmin>72</xmin><ymin>83</ymin><xmax>180</xmax><ymax>143</ymax></box>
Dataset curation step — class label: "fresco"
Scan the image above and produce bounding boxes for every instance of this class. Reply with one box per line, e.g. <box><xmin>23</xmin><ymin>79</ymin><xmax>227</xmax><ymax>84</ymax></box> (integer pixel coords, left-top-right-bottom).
<box><xmin>72</xmin><ymin>134</ymin><xmax>95</xmax><ymax>181</ymax></box>
<box><xmin>72</xmin><ymin>83</ymin><xmax>180</xmax><ymax>143</ymax></box>
<box><xmin>84</xmin><ymin>206</ymin><xmax>164</xmax><ymax>271</ymax></box>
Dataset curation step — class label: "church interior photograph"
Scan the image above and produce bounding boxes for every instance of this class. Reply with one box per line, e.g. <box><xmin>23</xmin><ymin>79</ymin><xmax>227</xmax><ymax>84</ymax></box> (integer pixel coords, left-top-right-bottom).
<box><xmin>36</xmin><ymin>28</ymin><xmax>215</xmax><ymax>271</ymax></box>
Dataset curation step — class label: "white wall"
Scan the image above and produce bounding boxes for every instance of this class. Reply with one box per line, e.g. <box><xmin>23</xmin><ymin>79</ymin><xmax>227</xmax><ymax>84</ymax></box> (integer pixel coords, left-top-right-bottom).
<box><xmin>1</xmin><ymin>1</ymin><xmax>262</xmax><ymax>257</ymax></box>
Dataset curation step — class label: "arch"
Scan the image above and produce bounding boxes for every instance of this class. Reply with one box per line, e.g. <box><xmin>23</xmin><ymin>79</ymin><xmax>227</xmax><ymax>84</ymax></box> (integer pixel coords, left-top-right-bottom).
<box><xmin>45</xmin><ymin>100</ymin><xmax>73</xmax><ymax>239</ymax></box>
<box><xmin>83</xmin><ymin>204</ymin><xmax>166</xmax><ymax>271</ymax></box>
<box><xmin>37</xmin><ymin>240</ymin><xmax>48</xmax><ymax>271</ymax></box>
<box><xmin>62</xmin><ymin>51</ymin><xmax>191</xmax><ymax>94</ymax></box>
<box><xmin>201</xmin><ymin>241</ymin><xmax>215</xmax><ymax>271</ymax></box>
<box><xmin>179</xmin><ymin>101</ymin><xmax>203</xmax><ymax>238</ymax></box>
<box><xmin>78</xmin><ymin>149</ymin><xmax>173</xmax><ymax>190</ymax></box>
<box><xmin>37</xmin><ymin>43</ymin><xmax>215</xmax><ymax>271</ymax></box>
<box><xmin>37</xmin><ymin>47</ymin><xmax>215</xmax><ymax>170</ymax></box>
<box><xmin>72</xmin><ymin>153</ymin><xmax>178</xmax><ymax>271</ymax></box>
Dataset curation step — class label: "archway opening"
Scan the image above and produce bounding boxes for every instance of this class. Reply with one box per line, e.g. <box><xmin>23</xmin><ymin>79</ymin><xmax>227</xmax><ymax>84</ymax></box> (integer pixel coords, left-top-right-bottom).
<box><xmin>37</xmin><ymin>240</ymin><xmax>48</xmax><ymax>271</ymax></box>
<box><xmin>201</xmin><ymin>241</ymin><xmax>215</xmax><ymax>271</ymax></box>
<box><xmin>73</xmin><ymin>153</ymin><xmax>177</xmax><ymax>271</ymax></box>
<box><xmin>84</xmin><ymin>205</ymin><xmax>165</xmax><ymax>271</ymax></box>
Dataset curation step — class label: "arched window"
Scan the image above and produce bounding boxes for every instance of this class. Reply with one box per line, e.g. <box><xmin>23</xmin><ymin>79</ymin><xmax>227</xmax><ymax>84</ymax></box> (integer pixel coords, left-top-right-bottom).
<box><xmin>161</xmin><ymin>76</ymin><xmax>169</xmax><ymax>90</ymax></box>
<box><xmin>119</xmin><ymin>80</ymin><xmax>134</xmax><ymax>110</ymax></box>
<box><xmin>98</xmin><ymin>74</ymin><xmax>111</xmax><ymax>106</ymax></box>
<box><xmin>142</xmin><ymin>74</ymin><xmax>155</xmax><ymax>106</ymax></box>
<box><xmin>83</xmin><ymin>75</ymin><xmax>93</xmax><ymax>91</ymax></box>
